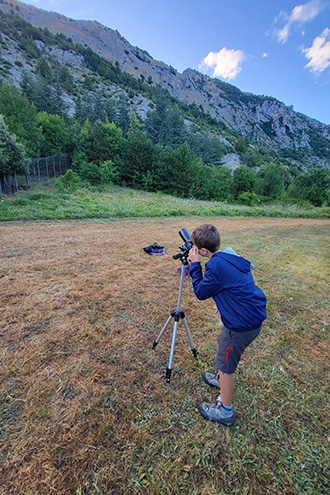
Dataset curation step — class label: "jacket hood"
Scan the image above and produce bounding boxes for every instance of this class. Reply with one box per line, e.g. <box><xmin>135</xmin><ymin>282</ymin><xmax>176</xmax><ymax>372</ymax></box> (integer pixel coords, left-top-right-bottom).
<box><xmin>214</xmin><ymin>251</ymin><xmax>253</xmax><ymax>273</ymax></box>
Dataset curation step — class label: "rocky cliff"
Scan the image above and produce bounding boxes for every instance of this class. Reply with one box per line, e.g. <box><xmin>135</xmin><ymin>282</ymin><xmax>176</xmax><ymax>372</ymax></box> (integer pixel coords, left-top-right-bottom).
<box><xmin>0</xmin><ymin>0</ymin><xmax>329</xmax><ymax>169</ymax></box>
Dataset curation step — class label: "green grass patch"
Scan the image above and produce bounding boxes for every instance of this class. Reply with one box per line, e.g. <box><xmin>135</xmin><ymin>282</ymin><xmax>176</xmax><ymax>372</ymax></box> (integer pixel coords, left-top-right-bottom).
<box><xmin>1</xmin><ymin>181</ymin><xmax>329</xmax><ymax>221</ymax></box>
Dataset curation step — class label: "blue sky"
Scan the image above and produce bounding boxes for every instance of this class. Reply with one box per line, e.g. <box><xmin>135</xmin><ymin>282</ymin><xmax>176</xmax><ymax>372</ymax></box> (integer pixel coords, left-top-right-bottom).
<box><xmin>23</xmin><ymin>0</ymin><xmax>330</xmax><ymax>124</ymax></box>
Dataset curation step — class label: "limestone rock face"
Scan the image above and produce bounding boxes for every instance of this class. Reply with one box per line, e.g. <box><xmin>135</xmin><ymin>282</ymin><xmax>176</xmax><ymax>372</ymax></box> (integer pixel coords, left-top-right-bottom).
<box><xmin>1</xmin><ymin>0</ymin><xmax>329</xmax><ymax>168</ymax></box>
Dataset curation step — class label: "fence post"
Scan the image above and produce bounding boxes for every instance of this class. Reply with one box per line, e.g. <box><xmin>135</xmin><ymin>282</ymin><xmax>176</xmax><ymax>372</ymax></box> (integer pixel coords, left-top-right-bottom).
<box><xmin>14</xmin><ymin>172</ymin><xmax>18</xmax><ymax>193</ymax></box>
<box><xmin>27</xmin><ymin>161</ymin><xmax>32</xmax><ymax>187</ymax></box>
<box><xmin>46</xmin><ymin>157</ymin><xmax>50</xmax><ymax>179</ymax></box>
<box><xmin>37</xmin><ymin>158</ymin><xmax>41</xmax><ymax>183</ymax></box>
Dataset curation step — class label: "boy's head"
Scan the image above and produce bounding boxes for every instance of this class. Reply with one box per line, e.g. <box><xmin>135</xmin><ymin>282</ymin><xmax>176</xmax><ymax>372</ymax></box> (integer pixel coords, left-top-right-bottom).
<box><xmin>191</xmin><ymin>224</ymin><xmax>221</xmax><ymax>253</ymax></box>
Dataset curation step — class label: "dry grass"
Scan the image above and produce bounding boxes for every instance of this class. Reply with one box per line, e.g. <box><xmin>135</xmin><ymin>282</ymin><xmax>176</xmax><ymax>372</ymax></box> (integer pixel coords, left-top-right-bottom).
<box><xmin>1</xmin><ymin>217</ymin><xmax>329</xmax><ymax>495</ymax></box>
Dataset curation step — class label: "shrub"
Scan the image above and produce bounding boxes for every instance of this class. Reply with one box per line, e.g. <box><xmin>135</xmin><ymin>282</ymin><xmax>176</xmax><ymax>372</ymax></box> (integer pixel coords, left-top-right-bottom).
<box><xmin>99</xmin><ymin>160</ymin><xmax>119</xmax><ymax>184</ymax></box>
<box><xmin>56</xmin><ymin>169</ymin><xmax>81</xmax><ymax>192</ymax></box>
<box><xmin>78</xmin><ymin>162</ymin><xmax>100</xmax><ymax>185</ymax></box>
<box><xmin>237</xmin><ymin>191</ymin><xmax>260</xmax><ymax>206</ymax></box>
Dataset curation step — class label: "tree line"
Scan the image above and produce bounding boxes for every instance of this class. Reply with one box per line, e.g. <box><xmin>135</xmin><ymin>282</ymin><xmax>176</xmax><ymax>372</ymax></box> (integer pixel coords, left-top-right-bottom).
<box><xmin>0</xmin><ymin>82</ymin><xmax>329</xmax><ymax>206</ymax></box>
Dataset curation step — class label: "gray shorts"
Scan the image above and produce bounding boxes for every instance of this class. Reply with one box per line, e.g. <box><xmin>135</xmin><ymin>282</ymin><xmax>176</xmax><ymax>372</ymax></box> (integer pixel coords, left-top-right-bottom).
<box><xmin>215</xmin><ymin>325</ymin><xmax>261</xmax><ymax>374</ymax></box>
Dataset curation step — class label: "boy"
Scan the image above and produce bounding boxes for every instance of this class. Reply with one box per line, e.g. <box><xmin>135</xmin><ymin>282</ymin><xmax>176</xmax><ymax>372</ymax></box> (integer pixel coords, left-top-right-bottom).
<box><xmin>189</xmin><ymin>224</ymin><xmax>267</xmax><ymax>426</ymax></box>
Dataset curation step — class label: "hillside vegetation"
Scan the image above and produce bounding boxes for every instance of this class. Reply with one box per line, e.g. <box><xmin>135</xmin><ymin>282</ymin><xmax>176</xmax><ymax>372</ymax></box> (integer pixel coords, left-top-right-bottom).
<box><xmin>0</xmin><ymin>7</ymin><xmax>329</xmax><ymax>207</ymax></box>
<box><xmin>0</xmin><ymin>1</ymin><xmax>329</xmax><ymax>168</ymax></box>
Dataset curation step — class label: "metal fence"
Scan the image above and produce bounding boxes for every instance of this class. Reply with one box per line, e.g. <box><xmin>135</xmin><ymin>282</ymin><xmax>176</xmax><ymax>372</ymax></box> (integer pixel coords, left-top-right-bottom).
<box><xmin>0</xmin><ymin>154</ymin><xmax>71</xmax><ymax>194</ymax></box>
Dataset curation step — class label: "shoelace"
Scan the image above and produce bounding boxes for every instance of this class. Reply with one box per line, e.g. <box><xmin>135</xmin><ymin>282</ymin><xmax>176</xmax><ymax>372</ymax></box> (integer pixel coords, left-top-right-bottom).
<box><xmin>210</xmin><ymin>399</ymin><xmax>222</xmax><ymax>410</ymax></box>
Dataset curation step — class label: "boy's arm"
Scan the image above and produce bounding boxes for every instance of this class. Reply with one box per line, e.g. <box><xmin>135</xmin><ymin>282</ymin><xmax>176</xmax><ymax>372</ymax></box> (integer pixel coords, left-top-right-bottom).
<box><xmin>189</xmin><ymin>261</ymin><xmax>221</xmax><ymax>300</ymax></box>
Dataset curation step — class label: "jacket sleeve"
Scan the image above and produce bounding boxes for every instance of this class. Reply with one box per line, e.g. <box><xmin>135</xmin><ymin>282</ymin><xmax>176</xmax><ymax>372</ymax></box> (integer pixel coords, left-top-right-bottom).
<box><xmin>189</xmin><ymin>261</ymin><xmax>222</xmax><ymax>300</ymax></box>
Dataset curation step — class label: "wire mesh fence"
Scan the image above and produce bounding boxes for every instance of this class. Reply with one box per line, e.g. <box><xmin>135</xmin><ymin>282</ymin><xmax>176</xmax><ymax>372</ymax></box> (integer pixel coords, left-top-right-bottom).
<box><xmin>0</xmin><ymin>154</ymin><xmax>71</xmax><ymax>194</ymax></box>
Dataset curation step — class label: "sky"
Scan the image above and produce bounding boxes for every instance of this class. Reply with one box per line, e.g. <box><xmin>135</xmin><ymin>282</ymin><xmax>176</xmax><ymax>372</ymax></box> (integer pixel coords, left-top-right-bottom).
<box><xmin>20</xmin><ymin>0</ymin><xmax>330</xmax><ymax>124</ymax></box>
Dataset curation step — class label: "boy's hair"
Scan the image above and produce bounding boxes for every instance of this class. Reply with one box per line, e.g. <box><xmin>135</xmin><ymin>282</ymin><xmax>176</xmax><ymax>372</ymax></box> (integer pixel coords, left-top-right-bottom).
<box><xmin>191</xmin><ymin>224</ymin><xmax>221</xmax><ymax>252</ymax></box>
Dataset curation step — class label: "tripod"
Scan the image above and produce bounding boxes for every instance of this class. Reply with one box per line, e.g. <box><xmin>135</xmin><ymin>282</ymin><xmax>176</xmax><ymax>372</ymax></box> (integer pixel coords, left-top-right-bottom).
<box><xmin>152</xmin><ymin>250</ymin><xmax>197</xmax><ymax>383</ymax></box>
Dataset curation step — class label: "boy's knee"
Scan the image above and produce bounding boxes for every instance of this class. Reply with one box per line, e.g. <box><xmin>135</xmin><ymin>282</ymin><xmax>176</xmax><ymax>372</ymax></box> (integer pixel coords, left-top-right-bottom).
<box><xmin>219</xmin><ymin>370</ymin><xmax>234</xmax><ymax>377</ymax></box>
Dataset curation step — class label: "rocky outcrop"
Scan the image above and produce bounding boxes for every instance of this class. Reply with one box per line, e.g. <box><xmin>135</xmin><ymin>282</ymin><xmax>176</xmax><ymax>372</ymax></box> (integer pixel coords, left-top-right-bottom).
<box><xmin>0</xmin><ymin>0</ymin><xmax>329</xmax><ymax>169</ymax></box>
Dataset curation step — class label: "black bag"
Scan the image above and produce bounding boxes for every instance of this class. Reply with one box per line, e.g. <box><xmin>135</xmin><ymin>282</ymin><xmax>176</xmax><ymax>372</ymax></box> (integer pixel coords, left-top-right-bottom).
<box><xmin>143</xmin><ymin>242</ymin><xmax>167</xmax><ymax>256</ymax></box>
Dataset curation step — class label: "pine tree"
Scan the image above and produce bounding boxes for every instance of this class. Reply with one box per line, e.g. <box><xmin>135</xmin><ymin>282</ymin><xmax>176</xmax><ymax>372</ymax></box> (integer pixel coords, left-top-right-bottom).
<box><xmin>120</xmin><ymin>113</ymin><xmax>155</xmax><ymax>188</ymax></box>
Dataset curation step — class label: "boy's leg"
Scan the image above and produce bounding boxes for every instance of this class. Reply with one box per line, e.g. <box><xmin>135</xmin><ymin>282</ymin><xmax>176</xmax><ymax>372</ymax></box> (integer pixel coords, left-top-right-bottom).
<box><xmin>198</xmin><ymin>325</ymin><xmax>261</xmax><ymax>425</ymax></box>
<box><xmin>219</xmin><ymin>371</ymin><xmax>234</xmax><ymax>406</ymax></box>
<box><xmin>216</xmin><ymin>326</ymin><xmax>260</xmax><ymax>406</ymax></box>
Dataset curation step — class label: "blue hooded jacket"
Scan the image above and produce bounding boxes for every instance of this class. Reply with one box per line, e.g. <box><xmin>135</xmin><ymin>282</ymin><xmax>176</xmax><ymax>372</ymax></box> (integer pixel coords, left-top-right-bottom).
<box><xmin>189</xmin><ymin>249</ymin><xmax>267</xmax><ymax>332</ymax></box>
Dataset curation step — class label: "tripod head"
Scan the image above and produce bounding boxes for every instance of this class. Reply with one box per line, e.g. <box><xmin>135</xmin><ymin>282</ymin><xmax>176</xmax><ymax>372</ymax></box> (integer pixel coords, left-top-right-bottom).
<box><xmin>173</xmin><ymin>228</ymin><xmax>193</xmax><ymax>265</ymax></box>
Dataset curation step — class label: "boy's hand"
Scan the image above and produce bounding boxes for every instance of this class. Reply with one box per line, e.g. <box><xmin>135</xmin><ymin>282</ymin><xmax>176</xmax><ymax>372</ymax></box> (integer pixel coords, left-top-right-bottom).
<box><xmin>214</xmin><ymin>305</ymin><xmax>221</xmax><ymax>319</ymax></box>
<box><xmin>189</xmin><ymin>246</ymin><xmax>200</xmax><ymax>263</ymax></box>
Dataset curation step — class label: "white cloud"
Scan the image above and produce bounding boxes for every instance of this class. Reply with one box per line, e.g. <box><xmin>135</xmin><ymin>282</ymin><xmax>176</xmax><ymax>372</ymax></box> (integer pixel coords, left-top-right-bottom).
<box><xmin>291</xmin><ymin>0</ymin><xmax>321</xmax><ymax>22</ymax></box>
<box><xmin>277</xmin><ymin>24</ymin><xmax>291</xmax><ymax>43</ymax></box>
<box><xmin>273</xmin><ymin>0</ymin><xmax>323</xmax><ymax>44</ymax></box>
<box><xmin>199</xmin><ymin>48</ymin><xmax>245</xmax><ymax>80</ymax></box>
<box><xmin>303</xmin><ymin>27</ymin><xmax>330</xmax><ymax>73</ymax></box>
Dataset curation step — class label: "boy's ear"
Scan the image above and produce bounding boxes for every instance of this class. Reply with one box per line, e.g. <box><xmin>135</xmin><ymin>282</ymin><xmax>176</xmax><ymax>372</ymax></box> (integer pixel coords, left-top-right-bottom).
<box><xmin>199</xmin><ymin>247</ymin><xmax>208</xmax><ymax>256</ymax></box>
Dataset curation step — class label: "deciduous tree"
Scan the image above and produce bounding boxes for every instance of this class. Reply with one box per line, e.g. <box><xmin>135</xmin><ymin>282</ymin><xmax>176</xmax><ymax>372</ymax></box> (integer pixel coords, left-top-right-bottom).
<box><xmin>37</xmin><ymin>112</ymin><xmax>69</xmax><ymax>157</ymax></box>
<box><xmin>0</xmin><ymin>83</ymin><xmax>42</xmax><ymax>157</ymax></box>
<box><xmin>232</xmin><ymin>165</ymin><xmax>256</xmax><ymax>199</ymax></box>
<box><xmin>0</xmin><ymin>115</ymin><xmax>27</xmax><ymax>193</ymax></box>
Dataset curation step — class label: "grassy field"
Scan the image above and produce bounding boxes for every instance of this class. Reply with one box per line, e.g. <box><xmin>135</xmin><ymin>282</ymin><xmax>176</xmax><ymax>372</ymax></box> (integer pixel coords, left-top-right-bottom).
<box><xmin>1</xmin><ymin>181</ymin><xmax>329</xmax><ymax>221</ymax></box>
<box><xmin>0</xmin><ymin>215</ymin><xmax>329</xmax><ymax>495</ymax></box>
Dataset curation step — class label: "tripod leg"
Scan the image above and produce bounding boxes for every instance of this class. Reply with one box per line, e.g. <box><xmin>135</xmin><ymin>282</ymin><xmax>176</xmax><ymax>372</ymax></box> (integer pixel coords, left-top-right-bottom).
<box><xmin>182</xmin><ymin>317</ymin><xmax>198</xmax><ymax>357</ymax></box>
<box><xmin>166</xmin><ymin>320</ymin><xmax>179</xmax><ymax>383</ymax></box>
<box><xmin>152</xmin><ymin>315</ymin><xmax>172</xmax><ymax>349</ymax></box>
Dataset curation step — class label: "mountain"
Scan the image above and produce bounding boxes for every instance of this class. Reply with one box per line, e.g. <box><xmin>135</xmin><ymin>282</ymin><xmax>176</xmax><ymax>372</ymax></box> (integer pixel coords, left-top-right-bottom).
<box><xmin>0</xmin><ymin>0</ymin><xmax>330</xmax><ymax>170</ymax></box>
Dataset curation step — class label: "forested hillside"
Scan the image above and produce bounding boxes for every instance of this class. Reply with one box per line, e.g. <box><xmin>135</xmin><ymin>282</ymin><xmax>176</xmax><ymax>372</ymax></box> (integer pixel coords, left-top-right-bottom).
<box><xmin>0</xmin><ymin>7</ymin><xmax>329</xmax><ymax>206</ymax></box>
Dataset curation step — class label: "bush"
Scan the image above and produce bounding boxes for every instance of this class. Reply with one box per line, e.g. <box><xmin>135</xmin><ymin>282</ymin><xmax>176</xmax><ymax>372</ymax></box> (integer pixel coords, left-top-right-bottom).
<box><xmin>78</xmin><ymin>162</ymin><xmax>100</xmax><ymax>185</ymax></box>
<box><xmin>99</xmin><ymin>160</ymin><xmax>119</xmax><ymax>184</ymax></box>
<box><xmin>287</xmin><ymin>168</ymin><xmax>330</xmax><ymax>206</ymax></box>
<box><xmin>56</xmin><ymin>169</ymin><xmax>81</xmax><ymax>192</ymax></box>
<box><xmin>237</xmin><ymin>191</ymin><xmax>260</xmax><ymax>206</ymax></box>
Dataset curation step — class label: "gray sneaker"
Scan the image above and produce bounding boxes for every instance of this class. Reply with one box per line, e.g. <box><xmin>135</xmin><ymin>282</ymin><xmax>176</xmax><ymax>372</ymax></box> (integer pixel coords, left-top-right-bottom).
<box><xmin>202</xmin><ymin>371</ymin><xmax>220</xmax><ymax>388</ymax></box>
<box><xmin>198</xmin><ymin>400</ymin><xmax>235</xmax><ymax>426</ymax></box>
